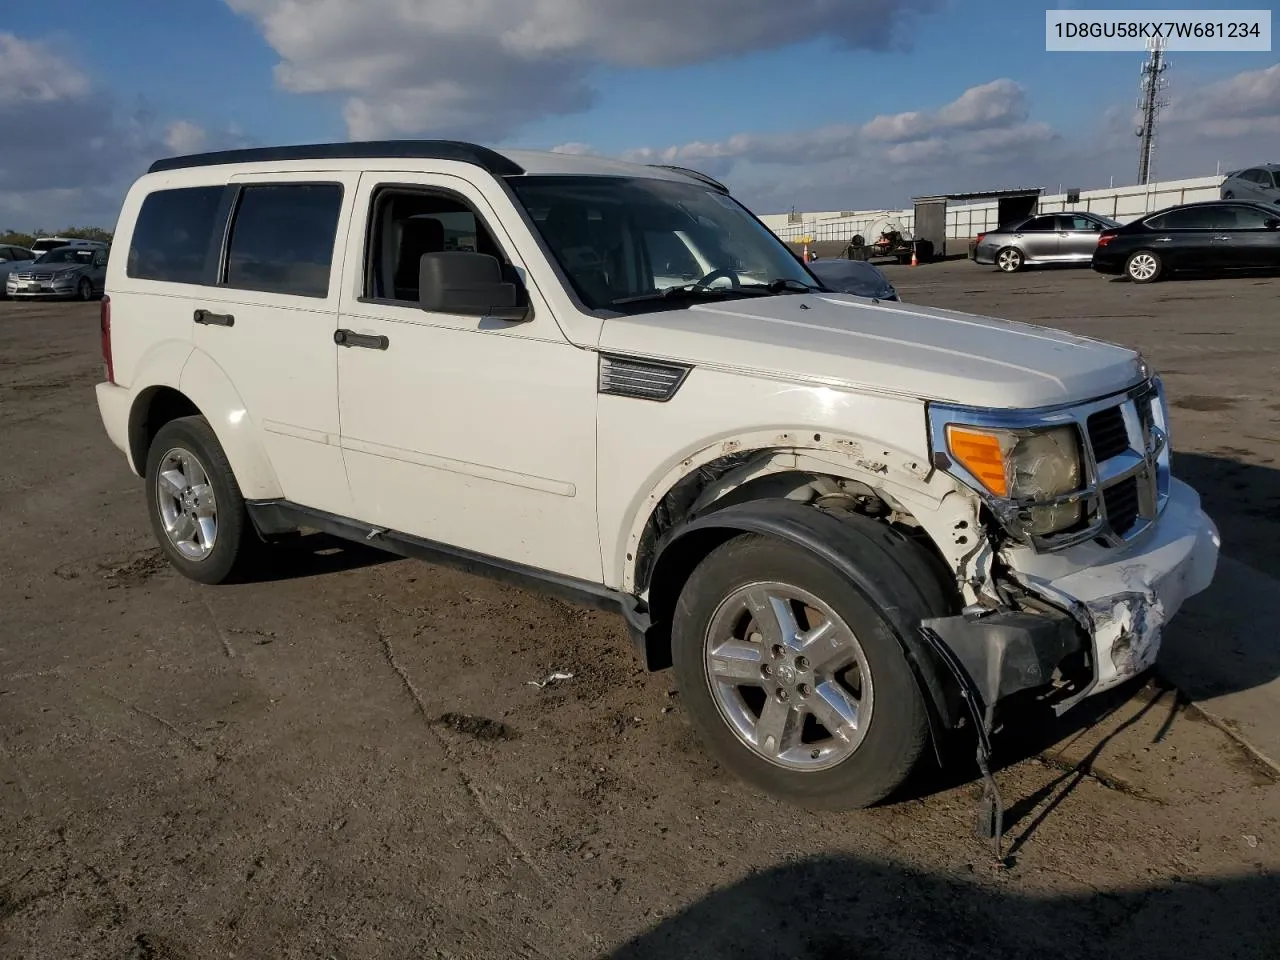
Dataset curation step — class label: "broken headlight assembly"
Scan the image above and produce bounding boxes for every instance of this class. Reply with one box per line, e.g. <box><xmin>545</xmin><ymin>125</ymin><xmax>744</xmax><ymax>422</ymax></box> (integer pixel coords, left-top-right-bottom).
<box><xmin>928</xmin><ymin>406</ymin><xmax>1089</xmax><ymax>542</ymax></box>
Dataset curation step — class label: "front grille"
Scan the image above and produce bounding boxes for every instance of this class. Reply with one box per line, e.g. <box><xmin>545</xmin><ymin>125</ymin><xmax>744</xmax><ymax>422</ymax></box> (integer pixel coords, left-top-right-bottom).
<box><xmin>1103</xmin><ymin>476</ymin><xmax>1141</xmax><ymax>535</ymax></box>
<box><xmin>1087</xmin><ymin>406</ymin><xmax>1128</xmax><ymax>460</ymax></box>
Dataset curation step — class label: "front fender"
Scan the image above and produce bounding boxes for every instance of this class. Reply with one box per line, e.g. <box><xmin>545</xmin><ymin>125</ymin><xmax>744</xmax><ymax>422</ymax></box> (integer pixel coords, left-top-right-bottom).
<box><xmin>617</xmin><ymin>431</ymin><xmax>987</xmax><ymax>600</ymax></box>
<box><xmin>178</xmin><ymin>349</ymin><xmax>283</xmax><ymax>501</ymax></box>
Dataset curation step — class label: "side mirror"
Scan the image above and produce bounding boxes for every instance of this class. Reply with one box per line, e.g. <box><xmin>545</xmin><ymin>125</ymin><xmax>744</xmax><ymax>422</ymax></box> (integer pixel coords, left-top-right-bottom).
<box><xmin>419</xmin><ymin>251</ymin><xmax>529</xmax><ymax>322</ymax></box>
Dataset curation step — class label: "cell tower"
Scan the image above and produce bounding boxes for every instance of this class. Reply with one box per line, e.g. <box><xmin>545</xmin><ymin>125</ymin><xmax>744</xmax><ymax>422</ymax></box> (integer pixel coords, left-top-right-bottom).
<box><xmin>1135</xmin><ymin>38</ymin><xmax>1169</xmax><ymax>185</ymax></box>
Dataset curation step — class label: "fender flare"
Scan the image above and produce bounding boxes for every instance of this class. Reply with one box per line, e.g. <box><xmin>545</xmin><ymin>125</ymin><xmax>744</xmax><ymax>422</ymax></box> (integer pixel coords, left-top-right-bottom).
<box><xmin>643</xmin><ymin>498</ymin><xmax>966</xmax><ymax>757</ymax></box>
<box><xmin>176</xmin><ymin>349</ymin><xmax>284</xmax><ymax>501</ymax></box>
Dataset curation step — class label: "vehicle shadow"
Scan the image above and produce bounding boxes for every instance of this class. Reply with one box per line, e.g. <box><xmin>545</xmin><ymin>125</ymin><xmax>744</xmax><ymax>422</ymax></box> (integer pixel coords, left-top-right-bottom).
<box><xmin>1173</xmin><ymin>451</ymin><xmax>1280</xmax><ymax>580</ymax></box>
<box><xmin>249</xmin><ymin>531</ymin><xmax>398</xmax><ymax>583</ymax></box>
<box><xmin>606</xmin><ymin>853</ymin><xmax>1280</xmax><ymax>960</ymax></box>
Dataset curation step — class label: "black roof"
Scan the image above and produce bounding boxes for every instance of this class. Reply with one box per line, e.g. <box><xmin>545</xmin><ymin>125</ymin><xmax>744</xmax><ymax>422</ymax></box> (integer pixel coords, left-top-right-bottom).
<box><xmin>912</xmin><ymin>187</ymin><xmax>1042</xmax><ymax>203</ymax></box>
<box><xmin>148</xmin><ymin>140</ymin><xmax>526</xmax><ymax>176</ymax></box>
<box><xmin>647</xmin><ymin>164</ymin><xmax>729</xmax><ymax>193</ymax></box>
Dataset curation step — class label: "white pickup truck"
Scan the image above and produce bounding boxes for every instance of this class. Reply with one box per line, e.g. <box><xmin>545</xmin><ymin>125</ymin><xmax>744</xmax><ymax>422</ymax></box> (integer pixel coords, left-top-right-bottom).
<box><xmin>94</xmin><ymin>142</ymin><xmax>1220</xmax><ymax>812</ymax></box>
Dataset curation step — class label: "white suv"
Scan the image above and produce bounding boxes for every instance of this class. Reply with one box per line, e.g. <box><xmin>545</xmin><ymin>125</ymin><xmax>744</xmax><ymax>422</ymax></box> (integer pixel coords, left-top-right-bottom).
<box><xmin>95</xmin><ymin>141</ymin><xmax>1219</xmax><ymax>812</ymax></box>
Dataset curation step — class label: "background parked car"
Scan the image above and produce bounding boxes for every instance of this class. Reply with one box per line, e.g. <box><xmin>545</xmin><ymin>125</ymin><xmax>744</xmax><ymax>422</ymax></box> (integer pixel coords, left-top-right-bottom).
<box><xmin>1091</xmin><ymin>200</ymin><xmax>1280</xmax><ymax>283</ymax></box>
<box><xmin>806</xmin><ymin>257</ymin><xmax>899</xmax><ymax>300</ymax></box>
<box><xmin>1220</xmin><ymin>164</ymin><xmax>1280</xmax><ymax>206</ymax></box>
<box><xmin>0</xmin><ymin>244</ymin><xmax>37</xmax><ymax>299</ymax></box>
<box><xmin>27</xmin><ymin>237</ymin><xmax>109</xmax><ymax>256</ymax></box>
<box><xmin>971</xmin><ymin>211</ymin><xmax>1122</xmax><ymax>273</ymax></box>
<box><xmin>5</xmin><ymin>244</ymin><xmax>109</xmax><ymax>300</ymax></box>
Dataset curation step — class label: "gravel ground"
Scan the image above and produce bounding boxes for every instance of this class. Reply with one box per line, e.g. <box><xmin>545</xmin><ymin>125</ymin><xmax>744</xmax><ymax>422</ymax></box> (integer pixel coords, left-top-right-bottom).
<box><xmin>2</xmin><ymin>260</ymin><xmax>1278</xmax><ymax>959</ymax></box>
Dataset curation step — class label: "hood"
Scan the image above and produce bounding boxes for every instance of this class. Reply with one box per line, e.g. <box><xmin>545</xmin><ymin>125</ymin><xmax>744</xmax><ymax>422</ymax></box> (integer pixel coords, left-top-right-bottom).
<box><xmin>598</xmin><ymin>293</ymin><xmax>1143</xmax><ymax>409</ymax></box>
<box><xmin>32</xmin><ymin>261</ymin><xmax>88</xmax><ymax>274</ymax></box>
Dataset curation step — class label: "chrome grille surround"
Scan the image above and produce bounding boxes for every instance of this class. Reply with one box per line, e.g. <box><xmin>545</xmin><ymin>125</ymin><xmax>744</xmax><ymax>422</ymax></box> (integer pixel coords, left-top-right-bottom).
<box><xmin>927</xmin><ymin>376</ymin><xmax>1171</xmax><ymax>552</ymax></box>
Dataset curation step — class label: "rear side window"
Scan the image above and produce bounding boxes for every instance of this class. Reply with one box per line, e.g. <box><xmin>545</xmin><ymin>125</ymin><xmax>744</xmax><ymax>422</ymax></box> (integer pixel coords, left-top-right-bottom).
<box><xmin>1145</xmin><ymin>208</ymin><xmax>1213</xmax><ymax>229</ymax></box>
<box><xmin>224</xmin><ymin>183</ymin><xmax>343</xmax><ymax>298</ymax></box>
<box><xmin>128</xmin><ymin>186</ymin><xmax>226</xmax><ymax>284</ymax></box>
<box><xmin>1022</xmin><ymin>216</ymin><xmax>1058</xmax><ymax>231</ymax></box>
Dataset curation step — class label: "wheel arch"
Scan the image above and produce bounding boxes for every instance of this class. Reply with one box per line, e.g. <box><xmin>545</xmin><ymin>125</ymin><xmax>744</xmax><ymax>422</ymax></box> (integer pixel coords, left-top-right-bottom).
<box><xmin>127</xmin><ymin>348</ymin><xmax>284</xmax><ymax>500</ymax></box>
<box><xmin>644</xmin><ymin>499</ymin><xmax>967</xmax><ymax>758</ymax></box>
<box><xmin>620</xmin><ymin>433</ymin><xmax>988</xmax><ymax>602</ymax></box>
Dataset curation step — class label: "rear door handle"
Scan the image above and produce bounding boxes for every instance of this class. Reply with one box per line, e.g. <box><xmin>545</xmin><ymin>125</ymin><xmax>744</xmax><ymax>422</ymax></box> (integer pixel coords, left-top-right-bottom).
<box><xmin>194</xmin><ymin>309</ymin><xmax>234</xmax><ymax>327</ymax></box>
<box><xmin>334</xmin><ymin>329</ymin><xmax>389</xmax><ymax>350</ymax></box>
<box><xmin>1212</xmin><ymin>235</ymin><xmax>1232</xmax><ymax>242</ymax></box>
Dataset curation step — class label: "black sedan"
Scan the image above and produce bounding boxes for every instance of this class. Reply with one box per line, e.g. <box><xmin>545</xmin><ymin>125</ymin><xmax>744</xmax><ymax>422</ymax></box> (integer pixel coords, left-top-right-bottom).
<box><xmin>806</xmin><ymin>258</ymin><xmax>899</xmax><ymax>300</ymax></box>
<box><xmin>1091</xmin><ymin>200</ymin><xmax>1280</xmax><ymax>283</ymax></box>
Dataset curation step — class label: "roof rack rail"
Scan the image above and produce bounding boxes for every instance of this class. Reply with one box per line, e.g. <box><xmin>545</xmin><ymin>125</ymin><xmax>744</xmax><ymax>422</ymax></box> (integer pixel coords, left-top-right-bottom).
<box><xmin>147</xmin><ymin>140</ymin><xmax>525</xmax><ymax>176</ymax></box>
<box><xmin>647</xmin><ymin>164</ymin><xmax>730</xmax><ymax>193</ymax></box>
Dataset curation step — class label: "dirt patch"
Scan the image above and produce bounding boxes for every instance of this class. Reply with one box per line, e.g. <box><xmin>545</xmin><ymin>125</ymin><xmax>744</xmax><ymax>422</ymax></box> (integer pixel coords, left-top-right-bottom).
<box><xmin>1173</xmin><ymin>395</ymin><xmax>1238</xmax><ymax>412</ymax></box>
<box><xmin>100</xmin><ymin>549</ymin><xmax>168</xmax><ymax>588</ymax></box>
<box><xmin>436</xmin><ymin>712</ymin><xmax>517</xmax><ymax>741</ymax></box>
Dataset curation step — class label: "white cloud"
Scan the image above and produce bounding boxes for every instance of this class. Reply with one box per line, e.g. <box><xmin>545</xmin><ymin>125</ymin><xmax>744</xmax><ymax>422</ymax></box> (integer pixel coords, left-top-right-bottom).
<box><xmin>0</xmin><ymin>32</ymin><xmax>254</xmax><ymax>231</ymax></box>
<box><xmin>613</xmin><ymin>80</ymin><xmax>1051</xmax><ymax>179</ymax></box>
<box><xmin>163</xmin><ymin>119</ymin><xmax>209</xmax><ymax>154</ymax></box>
<box><xmin>550</xmin><ymin>141</ymin><xmax>595</xmax><ymax>156</ymax></box>
<box><xmin>225</xmin><ymin>0</ymin><xmax>940</xmax><ymax>140</ymax></box>
<box><xmin>862</xmin><ymin>79</ymin><xmax>1030</xmax><ymax>142</ymax></box>
<box><xmin>1167</xmin><ymin>63</ymin><xmax>1280</xmax><ymax>123</ymax></box>
<box><xmin>0</xmin><ymin>34</ymin><xmax>91</xmax><ymax>105</ymax></box>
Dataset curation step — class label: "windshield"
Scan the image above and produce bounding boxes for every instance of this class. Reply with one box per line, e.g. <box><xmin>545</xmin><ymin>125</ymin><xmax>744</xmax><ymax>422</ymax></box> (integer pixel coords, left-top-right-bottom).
<box><xmin>507</xmin><ymin>175</ymin><xmax>815</xmax><ymax>311</ymax></box>
<box><xmin>35</xmin><ymin>248</ymin><xmax>94</xmax><ymax>265</ymax></box>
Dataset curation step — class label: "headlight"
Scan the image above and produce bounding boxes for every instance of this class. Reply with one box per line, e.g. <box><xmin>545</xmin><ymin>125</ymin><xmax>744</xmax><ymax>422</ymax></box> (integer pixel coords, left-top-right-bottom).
<box><xmin>944</xmin><ymin>423</ymin><xmax>1084</xmax><ymax>535</ymax></box>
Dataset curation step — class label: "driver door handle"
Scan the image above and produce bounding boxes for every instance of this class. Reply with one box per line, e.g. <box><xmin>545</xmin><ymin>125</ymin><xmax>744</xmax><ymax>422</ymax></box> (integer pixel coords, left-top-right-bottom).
<box><xmin>335</xmin><ymin>328</ymin><xmax>389</xmax><ymax>350</ymax></box>
<box><xmin>194</xmin><ymin>309</ymin><xmax>234</xmax><ymax>327</ymax></box>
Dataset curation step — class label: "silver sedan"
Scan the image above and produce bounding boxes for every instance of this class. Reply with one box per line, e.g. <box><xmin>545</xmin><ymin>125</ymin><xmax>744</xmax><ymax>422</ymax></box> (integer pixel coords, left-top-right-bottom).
<box><xmin>971</xmin><ymin>211</ymin><xmax>1121</xmax><ymax>273</ymax></box>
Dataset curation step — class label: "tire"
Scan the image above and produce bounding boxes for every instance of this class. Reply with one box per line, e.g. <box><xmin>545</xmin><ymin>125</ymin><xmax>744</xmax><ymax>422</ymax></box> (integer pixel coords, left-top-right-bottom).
<box><xmin>77</xmin><ymin>277</ymin><xmax>92</xmax><ymax>301</ymax></box>
<box><xmin>144</xmin><ymin>416</ymin><xmax>260</xmax><ymax>585</ymax></box>
<box><xmin>670</xmin><ymin>527</ymin><xmax>942</xmax><ymax>811</ymax></box>
<box><xmin>995</xmin><ymin>247</ymin><xmax>1023</xmax><ymax>273</ymax></box>
<box><xmin>1125</xmin><ymin>249</ymin><xmax>1162</xmax><ymax>283</ymax></box>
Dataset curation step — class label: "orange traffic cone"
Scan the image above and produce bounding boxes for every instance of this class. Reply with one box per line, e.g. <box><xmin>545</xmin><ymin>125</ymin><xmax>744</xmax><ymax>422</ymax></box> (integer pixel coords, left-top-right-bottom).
<box><xmin>910</xmin><ymin>247</ymin><xmax>919</xmax><ymax>267</ymax></box>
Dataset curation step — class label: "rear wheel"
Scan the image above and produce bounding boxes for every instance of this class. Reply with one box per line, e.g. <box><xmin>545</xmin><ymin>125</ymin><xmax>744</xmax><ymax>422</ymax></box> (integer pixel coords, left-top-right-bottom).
<box><xmin>1125</xmin><ymin>250</ymin><xmax>1162</xmax><ymax>283</ymax></box>
<box><xmin>996</xmin><ymin>247</ymin><xmax>1023</xmax><ymax>273</ymax></box>
<box><xmin>144</xmin><ymin>416</ymin><xmax>260</xmax><ymax>584</ymax></box>
<box><xmin>670</xmin><ymin>529</ymin><xmax>941</xmax><ymax>810</ymax></box>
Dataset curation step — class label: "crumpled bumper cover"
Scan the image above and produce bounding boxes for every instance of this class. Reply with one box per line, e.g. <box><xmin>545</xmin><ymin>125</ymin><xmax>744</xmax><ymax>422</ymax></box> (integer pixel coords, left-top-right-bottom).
<box><xmin>923</xmin><ymin>478</ymin><xmax>1219</xmax><ymax>711</ymax></box>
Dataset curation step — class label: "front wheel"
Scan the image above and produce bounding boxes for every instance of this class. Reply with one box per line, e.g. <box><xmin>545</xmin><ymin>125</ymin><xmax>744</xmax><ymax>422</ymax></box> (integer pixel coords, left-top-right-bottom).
<box><xmin>144</xmin><ymin>416</ymin><xmax>260</xmax><ymax>584</ymax></box>
<box><xmin>77</xmin><ymin>277</ymin><xmax>93</xmax><ymax>301</ymax></box>
<box><xmin>671</xmin><ymin>531</ymin><xmax>935</xmax><ymax>810</ymax></box>
<box><xmin>1126</xmin><ymin>250</ymin><xmax>1162</xmax><ymax>283</ymax></box>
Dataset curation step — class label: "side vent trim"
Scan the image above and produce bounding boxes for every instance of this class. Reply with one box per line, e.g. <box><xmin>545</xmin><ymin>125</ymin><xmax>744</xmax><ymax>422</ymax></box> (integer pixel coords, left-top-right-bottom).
<box><xmin>598</xmin><ymin>353</ymin><xmax>692</xmax><ymax>403</ymax></box>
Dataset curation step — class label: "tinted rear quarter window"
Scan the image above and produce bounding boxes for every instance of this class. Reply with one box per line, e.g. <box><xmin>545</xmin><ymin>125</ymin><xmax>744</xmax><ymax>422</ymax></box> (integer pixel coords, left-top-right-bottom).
<box><xmin>1022</xmin><ymin>216</ymin><xmax>1058</xmax><ymax>231</ymax></box>
<box><xmin>128</xmin><ymin>186</ymin><xmax>226</xmax><ymax>284</ymax></box>
<box><xmin>1145</xmin><ymin>208</ymin><xmax>1213</xmax><ymax>229</ymax></box>
<box><xmin>224</xmin><ymin>183</ymin><xmax>343</xmax><ymax>298</ymax></box>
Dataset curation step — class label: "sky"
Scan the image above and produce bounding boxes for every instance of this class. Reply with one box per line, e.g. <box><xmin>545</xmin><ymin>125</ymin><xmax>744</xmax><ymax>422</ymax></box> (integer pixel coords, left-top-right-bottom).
<box><xmin>1</xmin><ymin>0</ymin><xmax>1277</xmax><ymax>231</ymax></box>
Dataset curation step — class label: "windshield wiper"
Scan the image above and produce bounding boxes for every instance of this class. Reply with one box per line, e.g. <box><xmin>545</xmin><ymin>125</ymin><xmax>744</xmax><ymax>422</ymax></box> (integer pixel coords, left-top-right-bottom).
<box><xmin>763</xmin><ymin>277</ymin><xmax>817</xmax><ymax>294</ymax></box>
<box><xmin>611</xmin><ymin>283</ymin><xmax>744</xmax><ymax>306</ymax></box>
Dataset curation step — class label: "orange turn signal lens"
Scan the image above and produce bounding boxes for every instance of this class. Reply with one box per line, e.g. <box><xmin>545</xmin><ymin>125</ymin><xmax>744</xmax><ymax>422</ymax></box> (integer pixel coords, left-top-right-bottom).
<box><xmin>946</xmin><ymin>425</ymin><xmax>1009</xmax><ymax>497</ymax></box>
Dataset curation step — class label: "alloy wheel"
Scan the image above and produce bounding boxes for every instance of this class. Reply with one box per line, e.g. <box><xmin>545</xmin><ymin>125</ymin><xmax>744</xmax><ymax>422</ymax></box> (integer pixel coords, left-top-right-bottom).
<box><xmin>703</xmin><ymin>581</ymin><xmax>874</xmax><ymax>772</ymax></box>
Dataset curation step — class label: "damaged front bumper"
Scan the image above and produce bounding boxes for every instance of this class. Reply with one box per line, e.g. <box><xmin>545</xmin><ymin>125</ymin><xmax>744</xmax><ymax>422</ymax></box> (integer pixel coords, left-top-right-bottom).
<box><xmin>924</xmin><ymin>477</ymin><xmax>1219</xmax><ymax>713</ymax></box>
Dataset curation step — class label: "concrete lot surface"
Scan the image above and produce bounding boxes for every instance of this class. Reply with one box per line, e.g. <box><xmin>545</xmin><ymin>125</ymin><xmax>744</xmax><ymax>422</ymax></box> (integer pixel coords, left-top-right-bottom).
<box><xmin>2</xmin><ymin>260</ymin><xmax>1278</xmax><ymax>959</ymax></box>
